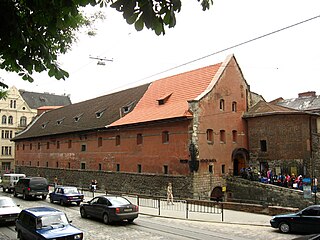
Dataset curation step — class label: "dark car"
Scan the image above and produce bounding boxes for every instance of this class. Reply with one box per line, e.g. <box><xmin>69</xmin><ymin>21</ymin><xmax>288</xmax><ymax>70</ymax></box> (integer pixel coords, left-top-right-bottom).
<box><xmin>80</xmin><ymin>195</ymin><xmax>138</xmax><ymax>224</ymax></box>
<box><xmin>270</xmin><ymin>205</ymin><xmax>320</xmax><ymax>233</ymax></box>
<box><xmin>49</xmin><ymin>186</ymin><xmax>84</xmax><ymax>206</ymax></box>
<box><xmin>15</xmin><ymin>207</ymin><xmax>83</xmax><ymax>240</ymax></box>
<box><xmin>14</xmin><ymin>177</ymin><xmax>49</xmax><ymax>200</ymax></box>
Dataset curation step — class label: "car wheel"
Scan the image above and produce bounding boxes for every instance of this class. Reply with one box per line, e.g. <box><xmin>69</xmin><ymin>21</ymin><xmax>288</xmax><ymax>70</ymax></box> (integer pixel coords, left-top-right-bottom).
<box><xmin>50</xmin><ymin>197</ymin><xmax>53</xmax><ymax>203</ymax></box>
<box><xmin>279</xmin><ymin>222</ymin><xmax>290</xmax><ymax>233</ymax></box>
<box><xmin>23</xmin><ymin>192</ymin><xmax>27</xmax><ymax>200</ymax></box>
<box><xmin>2</xmin><ymin>187</ymin><xmax>5</xmax><ymax>192</ymax></box>
<box><xmin>77</xmin><ymin>202</ymin><xmax>80</xmax><ymax>206</ymax></box>
<box><xmin>80</xmin><ymin>208</ymin><xmax>87</xmax><ymax>218</ymax></box>
<box><xmin>103</xmin><ymin>213</ymin><xmax>109</xmax><ymax>224</ymax></box>
<box><xmin>60</xmin><ymin>199</ymin><xmax>64</xmax><ymax>206</ymax></box>
<box><xmin>42</xmin><ymin>195</ymin><xmax>47</xmax><ymax>200</ymax></box>
<box><xmin>13</xmin><ymin>190</ymin><xmax>17</xmax><ymax>197</ymax></box>
<box><xmin>17</xmin><ymin>230</ymin><xmax>25</xmax><ymax>240</ymax></box>
<box><xmin>128</xmin><ymin>219</ymin><xmax>134</xmax><ymax>223</ymax></box>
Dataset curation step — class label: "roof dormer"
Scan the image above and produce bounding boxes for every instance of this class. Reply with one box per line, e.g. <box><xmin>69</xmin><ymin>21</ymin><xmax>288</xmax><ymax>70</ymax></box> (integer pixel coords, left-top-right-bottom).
<box><xmin>157</xmin><ymin>93</ymin><xmax>172</xmax><ymax>105</ymax></box>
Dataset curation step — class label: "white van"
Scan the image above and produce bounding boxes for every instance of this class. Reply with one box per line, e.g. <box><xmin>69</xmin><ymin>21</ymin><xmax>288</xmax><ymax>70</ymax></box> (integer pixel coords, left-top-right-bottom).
<box><xmin>2</xmin><ymin>173</ymin><xmax>26</xmax><ymax>193</ymax></box>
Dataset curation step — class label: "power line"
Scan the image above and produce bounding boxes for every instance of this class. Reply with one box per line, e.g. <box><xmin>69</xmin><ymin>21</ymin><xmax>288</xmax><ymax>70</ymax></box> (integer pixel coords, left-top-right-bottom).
<box><xmin>122</xmin><ymin>14</ymin><xmax>320</xmax><ymax>86</ymax></box>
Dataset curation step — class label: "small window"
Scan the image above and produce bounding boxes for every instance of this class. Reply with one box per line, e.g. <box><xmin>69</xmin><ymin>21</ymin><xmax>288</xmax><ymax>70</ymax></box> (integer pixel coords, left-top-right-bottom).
<box><xmin>8</xmin><ymin>116</ymin><xmax>13</xmax><ymax>125</ymax></box>
<box><xmin>81</xmin><ymin>144</ymin><xmax>86</xmax><ymax>152</ymax></box>
<box><xmin>220</xmin><ymin>130</ymin><xmax>226</xmax><ymax>143</ymax></box>
<box><xmin>23</xmin><ymin>144</ymin><xmax>25</xmax><ymax>150</ymax></box>
<box><xmin>37</xmin><ymin>161</ymin><xmax>40</xmax><ymax>167</ymax></box>
<box><xmin>46</xmin><ymin>142</ymin><xmax>50</xmax><ymax>149</ymax></box>
<box><xmin>98</xmin><ymin>163</ymin><xmax>102</xmax><ymax>171</ymax></box>
<box><xmin>209</xmin><ymin>165</ymin><xmax>213</xmax><ymax>173</ymax></box>
<box><xmin>30</xmin><ymin>143</ymin><xmax>32</xmax><ymax>150</ymax></box>
<box><xmin>57</xmin><ymin>141</ymin><xmax>60</xmax><ymax>149</ymax></box>
<box><xmin>220</xmin><ymin>99</ymin><xmax>225</xmax><ymax>111</ymax></box>
<box><xmin>46</xmin><ymin>162</ymin><xmax>49</xmax><ymax>167</ymax></box>
<box><xmin>232</xmin><ymin>101</ymin><xmax>237</xmax><ymax>112</ymax></box>
<box><xmin>2</xmin><ymin>115</ymin><xmax>6</xmax><ymax>124</ymax></box>
<box><xmin>68</xmin><ymin>162</ymin><xmax>71</xmax><ymax>168</ymax></box>
<box><xmin>222</xmin><ymin>164</ymin><xmax>225</xmax><ymax>174</ymax></box>
<box><xmin>162</xmin><ymin>131</ymin><xmax>169</xmax><ymax>144</ymax></box>
<box><xmin>232</xmin><ymin>130</ymin><xmax>237</xmax><ymax>143</ymax></box>
<box><xmin>73</xmin><ymin>113</ymin><xmax>83</xmax><ymax>122</ymax></box>
<box><xmin>95</xmin><ymin>108</ymin><xmax>106</xmax><ymax>118</ymax></box>
<box><xmin>56</xmin><ymin>162</ymin><xmax>59</xmax><ymax>168</ymax></box>
<box><xmin>137</xmin><ymin>164</ymin><xmax>142</xmax><ymax>173</ymax></box>
<box><xmin>206</xmin><ymin>129</ymin><xmax>213</xmax><ymax>143</ymax></box>
<box><xmin>137</xmin><ymin>133</ymin><xmax>143</xmax><ymax>145</ymax></box>
<box><xmin>68</xmin><ymin>140</ymin><xmax>72</xmax><ymax>148</ymax></box>
<box><xmin>81</xmin><ymin>162</ymin><xmax>86</xmax><ymax>170</ymax></box>
<box><xmin>115</xmin><ymin>135</ymin><xmax>120</xmax><ymax>146</ymax></box>
<box><xmin>98</xmin><ymin>137</ymin><xmax>103</xmax><ymax>147</ymax></box>
<box><xmin>20</xmin><ymin>116</ymin><xmax>27</xmax><ymax>127</ymax></box>
<box><xmin>37</xmin><ymin>142</ymin><xmax>41</xmax><ymax>150</ymax></box>
<box><xmin>163</xmin><ymin>165</ymin><xmax>168</xmax><ymax>174</ymax></box>
<box><xmin>260</xmin><ymin>140</ymin><xmax>267</xmax><ymax>152</ymax></box>
<box><xmin>116</xmin><ymin>164</ymin><xmax>120</xmax><ymax>172</ymax></box>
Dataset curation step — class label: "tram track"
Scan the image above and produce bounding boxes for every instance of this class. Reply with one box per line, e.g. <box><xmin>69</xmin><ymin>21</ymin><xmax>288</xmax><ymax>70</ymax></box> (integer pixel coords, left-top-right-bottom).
<box><xmin>130</xmin><ymin>217</ymin><xmax>248</xmax><ymax>240</ymax></box>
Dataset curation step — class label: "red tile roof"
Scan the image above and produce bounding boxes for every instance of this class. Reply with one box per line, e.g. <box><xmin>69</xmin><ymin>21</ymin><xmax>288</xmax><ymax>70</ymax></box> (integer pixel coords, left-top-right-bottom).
<box><xmin>109</xmin><ymin>63</ymin><xmax>222</xmax><ymax>127</ymax></box>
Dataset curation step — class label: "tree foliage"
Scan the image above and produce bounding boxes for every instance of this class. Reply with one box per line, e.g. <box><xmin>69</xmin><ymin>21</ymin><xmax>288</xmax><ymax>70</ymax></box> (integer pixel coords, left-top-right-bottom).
<box><xmin>0</xmin><ymin>0</ymin><xmax>213</xmax><ymax>87</ymax></box>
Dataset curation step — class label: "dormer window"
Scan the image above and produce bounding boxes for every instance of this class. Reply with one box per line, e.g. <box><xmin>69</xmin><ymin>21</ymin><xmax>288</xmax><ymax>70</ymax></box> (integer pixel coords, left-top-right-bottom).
<box><xmin>73</xmin><ymin>113</ymin><xmax>83</xmax><ymax>122</ymax></box>
<box><xmin>157</xmin><ymin>93</ymin><xmax>172</xmax><ymax>105</ymax></box>
<box><xmin>95</xmin><ymin>108</ymin><xmax>106</xmax><ymax>119</ymax></box>
<box><xmin>122</xmin><ymin>101</ymin><xmax>135</xmax><ymax>114</ymax></box>
<box><xmin>56</xmin><ymin>117</ymin><xmax>65</xmax><ymax>125</ymax></box>
<box><xmin>41</xmin><ymin>121</ymin><xmax>49</xmax><ymax>129</ymax></box>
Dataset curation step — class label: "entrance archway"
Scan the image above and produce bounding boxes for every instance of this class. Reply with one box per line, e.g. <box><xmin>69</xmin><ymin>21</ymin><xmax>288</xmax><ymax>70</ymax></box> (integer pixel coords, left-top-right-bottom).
<box><xmin>210</xmin><ymin>186</ymin><xmax>223</xmax><ymax>202</ymax></box>
<box><xmin>232</xmin><ymin>148</ymin><xmax>249</xmax><ymax>176</ymax></box>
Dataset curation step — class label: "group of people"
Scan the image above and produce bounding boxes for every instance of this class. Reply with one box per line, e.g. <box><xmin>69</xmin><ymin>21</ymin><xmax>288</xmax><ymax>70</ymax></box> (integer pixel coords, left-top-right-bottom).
<box><xmin>240</xmin><ymin>166</ymin><xmax>314</xmax><ymax>191</ymax></box>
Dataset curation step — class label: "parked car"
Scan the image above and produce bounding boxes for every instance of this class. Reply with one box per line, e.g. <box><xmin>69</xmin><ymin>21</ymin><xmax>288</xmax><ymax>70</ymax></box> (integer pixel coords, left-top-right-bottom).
<box><xmin>15</xmin><ymin>206</ymin><xmax>83</xmax><ymax>240</ymax></box>
<box><xmin>80</xmin><ymin>195</ymin><xmax>139</xmax><ymax>224</ymax></box>
<box><xmin>0</xmin><ymin>196</ymin><xmax>21</xmax><ymax>224</ymax></box>
<box><xmin>14</xmin><ymin>177</ymin><xmax>49</xmax><ymax>200</ymax></box>
<box><xmin>270</xmin><ymin>205</ymin><xmax>320</xmax><ymax>233</ymax></box>
<box><xmin>2</xmin><ymin>173</ymin><xmax>26</xmax><ymax>193</ymax></box>
<box><xmin>49</xmin><ymin>186</ymin><xmax>84</xmax><ymax>206</ymax></box>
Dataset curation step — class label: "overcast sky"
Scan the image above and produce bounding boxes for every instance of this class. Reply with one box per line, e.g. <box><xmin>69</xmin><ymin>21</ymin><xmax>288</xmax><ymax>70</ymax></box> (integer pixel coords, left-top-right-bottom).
<box><xmin>1</xmin><ymin>0</ymin><xmax>320</xmax><ymax>103</ymax></box>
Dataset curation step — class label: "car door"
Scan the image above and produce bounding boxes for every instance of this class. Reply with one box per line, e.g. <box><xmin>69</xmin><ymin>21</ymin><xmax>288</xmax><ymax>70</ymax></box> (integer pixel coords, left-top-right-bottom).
<box><xmin>91</xmin><ymin>197</ymin><xmax>107</xmax><ymax>220</ymax></box>
<box><xmin>85</xmin><ymin>197</ymin><xmax>99</xmax><ymax>217</ymax></box>
<box><xmin>297</xmin><ymin>206</ymin><xmax>320</xmax><ymax>233</ymax></box>
<box><xmin>18</xmin><ymin>213</ymin><xmax>38</xmax><ymax>240</ymax></box>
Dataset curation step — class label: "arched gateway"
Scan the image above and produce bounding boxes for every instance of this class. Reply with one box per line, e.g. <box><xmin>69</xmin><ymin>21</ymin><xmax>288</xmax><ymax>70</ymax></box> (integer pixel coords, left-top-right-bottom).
<box><xmin>232</xmin><ymin>148</ymin><xmax>249</xmax><ymax>176</ymax></box>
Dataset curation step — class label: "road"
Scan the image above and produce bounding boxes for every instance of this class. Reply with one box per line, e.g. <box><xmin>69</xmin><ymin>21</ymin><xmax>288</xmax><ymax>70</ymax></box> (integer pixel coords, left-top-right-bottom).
<box><xmin>0</xmin><ymin>191</ymin><xmax>306</xmax><ymax>240</ymax></box>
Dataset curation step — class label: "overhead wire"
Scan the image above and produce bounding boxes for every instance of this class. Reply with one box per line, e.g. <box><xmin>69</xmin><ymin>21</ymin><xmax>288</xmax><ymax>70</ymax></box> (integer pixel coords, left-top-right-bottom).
<box><xmin>112</xmin><ymin>14</ymin><xmax>320</xmax><ymax>89</ymax></box>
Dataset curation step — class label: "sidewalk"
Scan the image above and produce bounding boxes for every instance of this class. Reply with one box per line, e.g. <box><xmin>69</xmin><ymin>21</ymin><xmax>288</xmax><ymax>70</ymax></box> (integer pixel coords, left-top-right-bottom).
<box><xmin>77</xmin><ymin>188</ymin><xmax>271</xmax><ymax>227</ymax></box>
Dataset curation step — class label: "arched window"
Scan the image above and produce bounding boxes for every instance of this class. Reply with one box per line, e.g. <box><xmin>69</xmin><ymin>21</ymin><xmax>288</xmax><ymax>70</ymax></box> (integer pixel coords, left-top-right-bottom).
<box><xmin>232</xmin><ymin>101</ymin><xmax>237</xmax><ymax>112</ymax></box>
<box><xmin>8</xmin><ymin>116</ymin><xmax>13</xmax><ymax>125</ymax></box>
<box><xmin>206</xmin><ymin>129</ymin><xmax>214</xmax><ymax>143</ymax></box>
<box><xmin>220</xmin><ymin>99</ymin><xmax>225</xmax><ymax>111</ymax></box>
<box><xmin>20</xmin><ymin>116</ymin><xmax>27</xmax><ymax>127</ymax></box>
<box><xmin>162</xmin><ymin>131</ymin><xmax>169</xmax><ymax>143</ymax></box>
<box><xmin>2</xmin><ymin>115</ymin><xmax>6</xmax><ymax>124</ymax></box>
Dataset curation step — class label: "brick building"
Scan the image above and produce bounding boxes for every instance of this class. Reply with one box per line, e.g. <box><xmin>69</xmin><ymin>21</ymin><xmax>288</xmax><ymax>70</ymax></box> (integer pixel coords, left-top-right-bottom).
<box><xmin>244</xmin><ymin>100</ymin><xmax>320</xmax><ymax>178</ymax></box>
<box><xmin>12</xmin><ymin>55</ymin><xmax>259</xmax><ymax>198</ymax></box>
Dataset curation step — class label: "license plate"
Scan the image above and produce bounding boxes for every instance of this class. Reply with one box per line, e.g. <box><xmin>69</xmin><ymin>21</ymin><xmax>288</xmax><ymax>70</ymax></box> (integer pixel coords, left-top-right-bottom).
<box><xmin>5</xmin><ymin>218</ymin><xmax>15</xmax><ymax>222</ymax></box>
<box><xmin>124</xmin><ymin>209</ymin><xmax>132</xmax><ymax>212</ymax></box>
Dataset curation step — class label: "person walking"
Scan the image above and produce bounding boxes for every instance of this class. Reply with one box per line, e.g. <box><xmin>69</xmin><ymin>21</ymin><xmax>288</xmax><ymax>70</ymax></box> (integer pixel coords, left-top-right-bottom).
<box><xmin>167</xmin><ymin>182</ymin><xmax>174</xmax><ymax>205</ymax></box>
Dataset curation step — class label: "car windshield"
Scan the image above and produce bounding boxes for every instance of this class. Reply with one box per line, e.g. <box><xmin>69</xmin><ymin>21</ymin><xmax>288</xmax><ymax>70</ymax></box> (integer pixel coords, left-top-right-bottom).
<box><xmin>40</xmin><ymin>213</ymin><xmax>69</xmax><ymax>227</ymax></box>
<box><xmin>64</xmin><ymin>187</ymin><xmax>79</xmax><ymax>194</ymax></box>
<box><xmin>0</xmin><ymin>198</ymin><xmax>16</xmax><ymax>207</ymax></box>
<box><xmin>108</xmin><ymin>197</ymin><xmax>131</xmax><ymax>205</ymax></box>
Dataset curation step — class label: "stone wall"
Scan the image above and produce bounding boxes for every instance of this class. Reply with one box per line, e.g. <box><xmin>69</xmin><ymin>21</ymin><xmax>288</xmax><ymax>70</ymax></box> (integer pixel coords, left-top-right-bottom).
<box><xmin>15</xmin><ymin>166</ymin><xmax>193</xmax><ymax>198</ymax></box>
<box><xmin>226</xmin><ymin>176</ymin><xmax>315</xmax><ymax>209</ymax></box>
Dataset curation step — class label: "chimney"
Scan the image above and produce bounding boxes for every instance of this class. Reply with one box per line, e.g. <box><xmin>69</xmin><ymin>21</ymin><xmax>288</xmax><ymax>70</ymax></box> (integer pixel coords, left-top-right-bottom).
<box><xmin>298</xmin><ymin>91</ymin><xmax>316</xmax><ymax>98</ymax></box>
